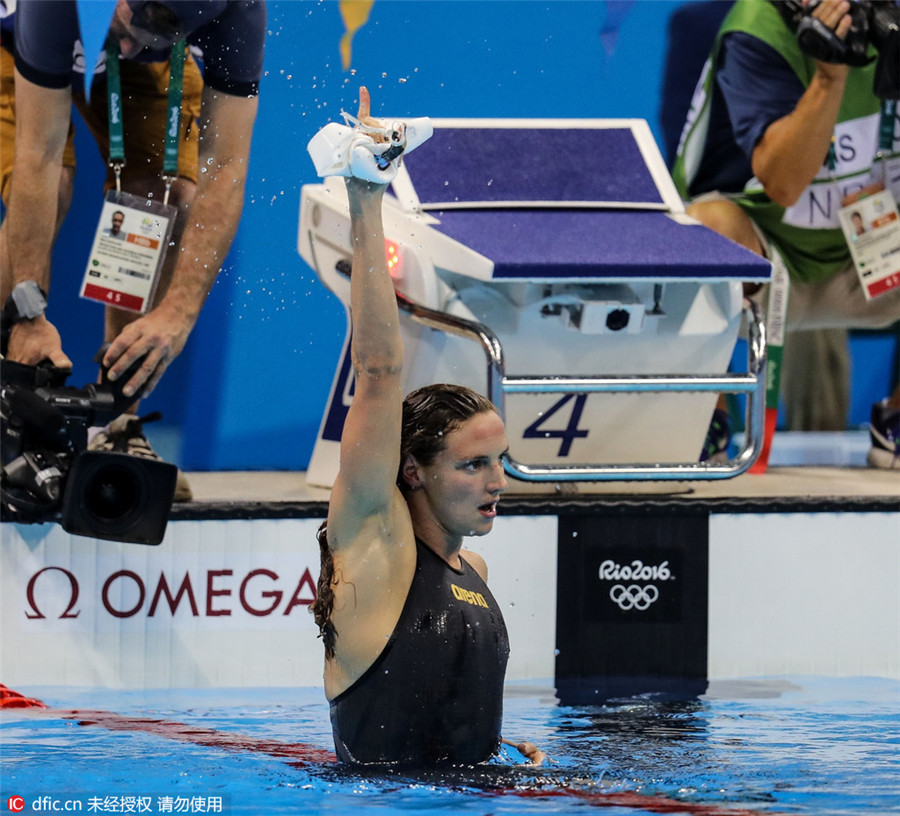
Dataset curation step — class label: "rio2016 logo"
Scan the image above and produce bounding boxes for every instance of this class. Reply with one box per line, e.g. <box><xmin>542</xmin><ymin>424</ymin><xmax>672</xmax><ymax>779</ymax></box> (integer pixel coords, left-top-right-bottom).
<box><xmin>598</xmin><ymin>558</ymin><xmax>674</xmax><ymax>612</ymax></box>
<box><xmin>599</xmin><ymin>559</ymin><xmax>672</xmax><ymax>583</ymax></box>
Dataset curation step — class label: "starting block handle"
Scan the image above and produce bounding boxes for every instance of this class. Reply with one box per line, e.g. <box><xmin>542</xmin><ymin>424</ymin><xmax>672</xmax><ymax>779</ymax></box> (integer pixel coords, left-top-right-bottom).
<box><xmin>395</xmin><ymin>292</ymin><xmax>767</xmax><ymax>482</ymax></box>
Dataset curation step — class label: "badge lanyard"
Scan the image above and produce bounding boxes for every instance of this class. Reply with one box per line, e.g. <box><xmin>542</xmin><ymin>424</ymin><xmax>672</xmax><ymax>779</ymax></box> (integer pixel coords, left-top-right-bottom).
<box><xmin>79</xmin><ymin>42</ymin><xmax>185</xmax><ymax>314</ymax></box>
<box><xmin>875</xmin><ymin>99</ymin><xmax>897</xmax><ymax>185</ymax></box>
<box><xmin>106</xmin><ymin>39</ymin><xmax>186</xmax><ymax>205</ymax></box>
<box><xmin>825</xmin><ymin>100</ymin><xmax>896</xmax><ymax>195</ymax></box>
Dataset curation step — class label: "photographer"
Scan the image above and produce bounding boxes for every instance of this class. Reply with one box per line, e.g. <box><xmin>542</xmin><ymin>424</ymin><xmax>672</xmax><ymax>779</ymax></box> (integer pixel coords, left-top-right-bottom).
<box><xmin>673</xmin><ymin>0</ymin><xmax>900</xmax><ymax>469</ymax></box>
<box><xmin>1</xmin><ymin>1</ymin><xmax>266</xmax><ymax>501</ymax></box>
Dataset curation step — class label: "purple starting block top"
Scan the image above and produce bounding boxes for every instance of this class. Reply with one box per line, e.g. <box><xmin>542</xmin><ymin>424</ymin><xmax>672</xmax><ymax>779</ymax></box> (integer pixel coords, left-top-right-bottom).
<box><xmin>402</xmin><ymin>124</ymin><xmax>668</xmax><ymax>208</ymax></box>
<box><xmin>430</xmin><ymin>209</ymin><xmax>772</xmax><ymax>282</ymax></box>
<box><xmin>398</xmin><ymin>121</ymin><xmax>771</xmax><ymax>283</ymax></box>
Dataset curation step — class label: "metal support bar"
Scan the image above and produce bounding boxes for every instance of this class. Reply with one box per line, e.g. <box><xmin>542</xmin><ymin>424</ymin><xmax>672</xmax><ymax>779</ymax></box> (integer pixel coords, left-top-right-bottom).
<box><xmin>396</xmin><ymin>290</ymin><xmax>767</xmax><ymax>482</ymax></box>
<box><xmin>502</xmin><ymin>374</ymin><xmax>760</xmax><ymax>394</ymax></box>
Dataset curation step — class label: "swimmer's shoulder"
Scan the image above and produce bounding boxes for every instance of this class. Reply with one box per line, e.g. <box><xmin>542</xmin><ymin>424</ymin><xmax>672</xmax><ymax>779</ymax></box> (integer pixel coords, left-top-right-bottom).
<box><xmin>461</xmin><ymin>549</ymin><xmax>488</xmax><ymax>583</ymax></box>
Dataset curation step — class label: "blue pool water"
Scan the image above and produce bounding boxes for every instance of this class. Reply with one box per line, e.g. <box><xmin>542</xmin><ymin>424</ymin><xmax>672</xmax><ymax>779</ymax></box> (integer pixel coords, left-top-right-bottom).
<box><xmin>1</xmin><ymin>677</ymin><xmax>898</xmax><ymax>815</ymax></box>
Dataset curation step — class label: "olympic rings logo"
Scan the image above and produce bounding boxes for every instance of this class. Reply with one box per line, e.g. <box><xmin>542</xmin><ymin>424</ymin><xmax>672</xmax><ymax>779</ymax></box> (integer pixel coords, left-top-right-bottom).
<box><xmin>609</xmin><ymin>583</ymin><xmax>659</xmax><ymax>611</ymax></box>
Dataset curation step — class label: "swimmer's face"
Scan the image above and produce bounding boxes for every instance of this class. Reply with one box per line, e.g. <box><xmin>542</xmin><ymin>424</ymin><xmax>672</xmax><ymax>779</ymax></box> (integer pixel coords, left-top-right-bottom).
<box><xmin>415</xmin><ymin>411</ymin><xmax>509</xmax><ymax>538</ymax></box>
<box><xmin>110</xmin><ymin>0</ymin><xmax>182</xmax><ymax>57</ymax></box>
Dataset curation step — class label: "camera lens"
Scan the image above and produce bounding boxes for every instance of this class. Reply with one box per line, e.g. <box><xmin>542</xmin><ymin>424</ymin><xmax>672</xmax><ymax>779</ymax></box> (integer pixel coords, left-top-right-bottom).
<box><xmin>606</xmin><ymin>309</ymin><xmax>630</xmax><ymax>332</ymax></box>
<box><xmin>84</xmin><ymin>464</ymin><xmax>140</xmax><ymax>521</ymax></box>
<box><xmin>61</xmin><ymin>451</ymin><xmax>177</xmax><ymax>545</ymax></box>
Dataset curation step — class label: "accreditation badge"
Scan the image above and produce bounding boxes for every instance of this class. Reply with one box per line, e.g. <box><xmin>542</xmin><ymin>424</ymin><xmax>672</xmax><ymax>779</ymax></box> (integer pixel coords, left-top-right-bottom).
<box><xmin>838</xmin><ymin>188</ymin><xmax>900</xmax><ymax>301</ymax></box>
<box><xmin>80</xmin><ymin>190</ymin><xmax>176</xmax><ymax>313</ymax></box>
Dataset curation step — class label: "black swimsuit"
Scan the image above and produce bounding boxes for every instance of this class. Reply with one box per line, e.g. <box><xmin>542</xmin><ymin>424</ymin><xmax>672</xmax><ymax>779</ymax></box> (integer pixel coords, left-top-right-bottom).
<box><xmin>329</xmin><ymin>538</ymin><xmax>510</xmax><ymax>766</ymax></box>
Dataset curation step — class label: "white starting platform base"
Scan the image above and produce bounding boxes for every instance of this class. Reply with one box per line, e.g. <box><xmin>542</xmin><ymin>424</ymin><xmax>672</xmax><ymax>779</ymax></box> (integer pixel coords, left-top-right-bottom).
<box><xmin>298</xmin><ymin>119</ymin><xmax>771</xmax><ymax>487</ymax></box>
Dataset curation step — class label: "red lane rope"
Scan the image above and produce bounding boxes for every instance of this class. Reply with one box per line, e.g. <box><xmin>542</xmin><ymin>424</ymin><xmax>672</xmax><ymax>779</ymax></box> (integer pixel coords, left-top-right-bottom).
<box><xmin>0</xmin><ymin>684</ymin><xmax>47</xmax><ymax>709</ymax></box>
<box><xmin>1</xmin><ymin>684</ymin><xmax>334</xmax><ymax>767</ymax></box>
<box><xmin>500</xmin><ymin>788</ymin><xmax>770</xmax><ymax>815</ymax></box>
<box><xmin>63</xmin><ymin>710</ymin><xmax>337</xmax><ymax>767</ymax></box>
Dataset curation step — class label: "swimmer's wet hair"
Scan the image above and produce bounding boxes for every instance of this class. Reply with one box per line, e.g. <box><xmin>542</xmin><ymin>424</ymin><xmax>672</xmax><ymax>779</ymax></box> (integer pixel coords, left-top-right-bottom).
<box><xmin>312</xmin><ymin>522</ymin><xmax>338</xmax><ymax>659</ymax></box>
<box><xmin>311</xmin><ymin>383</ymin><xmax>497</xmax><ymax>659</ymax></box>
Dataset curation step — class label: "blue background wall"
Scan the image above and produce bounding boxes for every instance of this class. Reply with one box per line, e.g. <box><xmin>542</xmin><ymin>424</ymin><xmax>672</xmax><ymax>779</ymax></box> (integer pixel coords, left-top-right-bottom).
<box><xmin>34</xmin><ymin>0</ymin><xmax>898</xmax><ymax>471</ymax></box>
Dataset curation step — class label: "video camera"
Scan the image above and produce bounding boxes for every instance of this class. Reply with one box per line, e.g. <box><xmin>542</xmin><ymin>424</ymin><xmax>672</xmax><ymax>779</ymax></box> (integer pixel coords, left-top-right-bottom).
<box><xmin>1</xmin><ymin>354</ymin><xmax>177</xmax><ymax>545</ymax></box>
<box><xmin>778</xmin><ymin>0</ymin><xmax>900</xmax><ymax>98</ymax></box>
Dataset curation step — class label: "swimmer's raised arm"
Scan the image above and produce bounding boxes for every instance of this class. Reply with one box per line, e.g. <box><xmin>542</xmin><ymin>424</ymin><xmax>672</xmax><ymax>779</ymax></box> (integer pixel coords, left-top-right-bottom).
<box><xmin>328</xmin><ymin>88</ymin><xmax>406</xmax><ymax>541</ymax></box>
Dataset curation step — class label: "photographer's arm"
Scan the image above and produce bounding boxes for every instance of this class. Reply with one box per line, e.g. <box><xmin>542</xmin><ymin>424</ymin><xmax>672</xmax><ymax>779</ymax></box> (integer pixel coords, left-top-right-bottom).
<box><xmin>102</xmin><ymin>90</ymin><xmax>258</xmax><ymax>398</ymax></box>
<box><xmin>751</xmin><ymin>0</ymin><xmax>851</xmax><ymax>207</ymax></box>
<box><xmin>4</xmin><ymin>70</ymin><xmax>72</xmax><ymax>370</ymax></box>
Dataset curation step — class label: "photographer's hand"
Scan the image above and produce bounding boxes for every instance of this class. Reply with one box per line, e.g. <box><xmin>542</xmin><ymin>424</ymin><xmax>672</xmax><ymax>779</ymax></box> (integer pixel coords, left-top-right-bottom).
<box><xmin>808</xmin><ymin>0</ymin><xmax>853</xmax><ymax>80</ymax></box>
<box><xmin>102</xmin><ymin>302</ymin><xmax>192</xmax><ymax>399</ymax></box>
<box><xmin>7</xmin><ymin>317</ymin><xmax>72</xmax><ymax>370</ymax></box>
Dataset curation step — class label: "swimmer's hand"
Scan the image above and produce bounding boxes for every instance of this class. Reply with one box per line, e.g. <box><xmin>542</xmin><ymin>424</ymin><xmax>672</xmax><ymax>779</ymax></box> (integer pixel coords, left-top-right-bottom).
<box><xmin>502</xmin><ymin>737</ymin><xmax>547</xmax><ymax>767</ymax></box>
<box><xmin>344</xmin><ymin>86</ymin><xmax>392</xmax><ymax>197</ymax></box>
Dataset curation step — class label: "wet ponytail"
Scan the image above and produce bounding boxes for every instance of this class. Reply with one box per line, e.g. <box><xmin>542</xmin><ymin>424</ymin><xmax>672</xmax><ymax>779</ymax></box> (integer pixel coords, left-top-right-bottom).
<box><xmin>310</xmin><ymin>522</ymin><xmax>338</xmax><ymax>659</ymax></box>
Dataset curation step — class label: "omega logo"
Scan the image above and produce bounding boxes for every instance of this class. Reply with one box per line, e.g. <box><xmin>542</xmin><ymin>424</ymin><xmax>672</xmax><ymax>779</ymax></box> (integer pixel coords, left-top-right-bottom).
<box><xmin>26</xmin><ymin>567</ymin><xmax>81</xmax><ymax>619</ymax></box>
<box><xmin>24</xmin><ymin>567</ymin><xmax>318</xmax><ymax>620</ymax></box>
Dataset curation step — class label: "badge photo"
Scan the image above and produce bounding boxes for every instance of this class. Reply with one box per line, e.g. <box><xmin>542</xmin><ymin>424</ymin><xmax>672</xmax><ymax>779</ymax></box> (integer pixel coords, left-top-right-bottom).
<box><xmin>81</xmin><ymin>190</ymin><xmax>177</xmax><ymax>313</ymax></box>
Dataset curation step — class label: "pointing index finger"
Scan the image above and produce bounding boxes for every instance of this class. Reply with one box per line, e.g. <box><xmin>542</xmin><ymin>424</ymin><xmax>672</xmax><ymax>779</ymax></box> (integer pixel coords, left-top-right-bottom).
<box><xmin>357</xmin><ymin>85</ymin><xmax>371</xmax><ymax>122</ymax></box>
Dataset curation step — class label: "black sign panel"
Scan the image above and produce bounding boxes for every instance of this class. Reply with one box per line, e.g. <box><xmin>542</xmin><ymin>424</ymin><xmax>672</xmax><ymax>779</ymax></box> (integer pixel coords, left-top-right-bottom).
<box><xmin>555</xmin><ymin>512</ymin><xmax>709</xmax><ymax>703</ymax></box>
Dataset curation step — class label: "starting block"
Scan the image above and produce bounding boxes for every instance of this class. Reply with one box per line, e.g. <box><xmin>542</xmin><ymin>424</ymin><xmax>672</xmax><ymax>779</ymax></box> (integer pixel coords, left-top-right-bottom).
<box><xmin>298</xmin><ymin>119</ymin><xmax>771</xmax><ymax>486</ymax></box>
